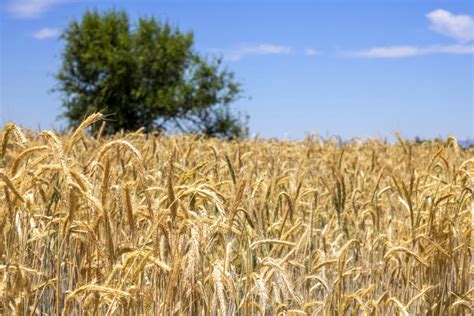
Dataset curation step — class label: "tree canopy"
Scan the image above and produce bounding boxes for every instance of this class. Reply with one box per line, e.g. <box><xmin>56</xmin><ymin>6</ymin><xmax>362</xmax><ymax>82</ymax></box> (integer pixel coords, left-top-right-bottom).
<box><xmin>56</xmin><ymin>10</ymin><xmax>247</xmax><ymax>138</ymax></box>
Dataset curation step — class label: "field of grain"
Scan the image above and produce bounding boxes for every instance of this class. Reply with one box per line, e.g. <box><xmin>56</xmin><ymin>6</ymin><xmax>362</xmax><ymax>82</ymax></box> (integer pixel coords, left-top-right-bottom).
<box><xmin>0</xmin><ymin>114</ymin><xmax>472</xmax><ymax>315</ymax></box>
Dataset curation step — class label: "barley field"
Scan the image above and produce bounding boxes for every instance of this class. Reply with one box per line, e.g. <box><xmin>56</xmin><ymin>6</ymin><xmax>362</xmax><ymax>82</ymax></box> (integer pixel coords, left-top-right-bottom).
<box><xmin>0</xmin><ymin>114</ymin><xmax>472</xmax><ymax>315</ymax></box>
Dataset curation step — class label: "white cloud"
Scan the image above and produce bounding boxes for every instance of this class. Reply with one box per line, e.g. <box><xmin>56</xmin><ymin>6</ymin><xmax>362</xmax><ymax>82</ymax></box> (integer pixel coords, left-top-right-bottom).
<box><xmin>351</xmin><ymin>44</ymin><xmax>474</xmax><ymax>58</ymax></box>
<box><xmin>427</xmin><ymin>9</ymin><xmax>474</xmax><ymax>43</ymax></box>
<box><xmin>305</xmin><ymin>48</ymin><xmax>319</xmax><ymax>56</ymax></box>
<box><xmin>7</xmin><ymin>0</ymin><xmax>64</xmax><ymax>18</ymax></box>
<box><xmin>349</xmin><ymin>9</ymin><xmax>474</xmax><ymax>58</ymax></box>
<box><xmin>33</xmin><ymin>27</ymin><xmax>60</xmax><ymax>39</ymax></box>
<box><xmin>226</xmin><ymin>44</ymin><xmax>292</xmax><ymax>61</ymax></box>
<box><xmin>352</xmin><ymin>46</ymin><xmax>420</xmax><ymax>58</ymax></box>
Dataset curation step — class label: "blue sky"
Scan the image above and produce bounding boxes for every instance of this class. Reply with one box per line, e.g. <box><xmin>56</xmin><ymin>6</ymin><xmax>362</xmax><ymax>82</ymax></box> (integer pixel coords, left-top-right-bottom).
<box><xmin>1</xmin><ymin>0</ymin><xmax>473</xmax><ymax>140</ymax></box>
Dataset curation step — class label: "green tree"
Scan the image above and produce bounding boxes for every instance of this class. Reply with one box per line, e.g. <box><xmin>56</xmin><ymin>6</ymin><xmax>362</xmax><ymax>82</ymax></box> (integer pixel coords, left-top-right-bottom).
<box><xmin>55</xmin><ymin>10</ymin><xmax>247</xmax><ymax>138</ymax></box>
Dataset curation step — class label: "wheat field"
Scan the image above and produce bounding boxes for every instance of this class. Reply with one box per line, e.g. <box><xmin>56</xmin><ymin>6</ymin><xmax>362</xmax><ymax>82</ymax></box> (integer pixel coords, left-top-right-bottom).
<box><xmin>0</xmin><ymin>114</ymin><xmax>472</xmax><ymax>315</ymax></box>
